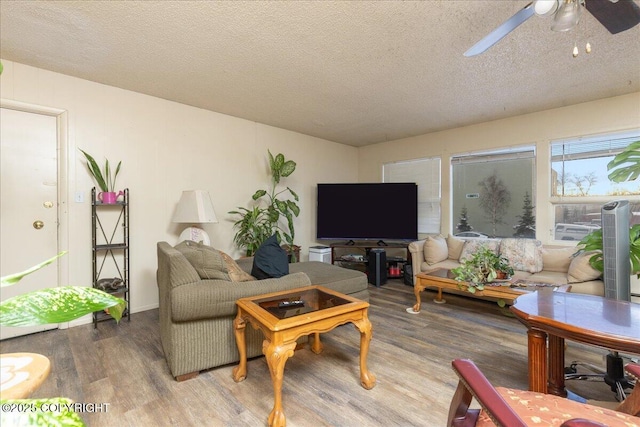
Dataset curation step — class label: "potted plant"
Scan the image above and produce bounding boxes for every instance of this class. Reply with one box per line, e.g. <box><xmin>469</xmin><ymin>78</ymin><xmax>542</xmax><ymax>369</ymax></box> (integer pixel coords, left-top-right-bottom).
<box><xmin>79</xmin><ymin>149</ymin><xmax>122</xmax><ymax>204</ymax></box>
<box><xmin>451</xmin><ymin>246</ymin><xmax>513</xmax><ymax>293</ymax></box>
<box><xmin>229</xmin><ymin>150</ymin><xmax>301</xmax><ymax>262</ymax></box>
<box><xmin>227</xmin><ymin>206</ymin><xmax>272</xmax><ymax>257</ymax></box>
<box><xmin>576</xmin><ymin>141</ymin><xmax>640</xmax><ymax>277</ymax></box>
<box><xmin>0</xmin><ymin>252</ymin><xmax>125</xmax><ymax>426</ymax></box>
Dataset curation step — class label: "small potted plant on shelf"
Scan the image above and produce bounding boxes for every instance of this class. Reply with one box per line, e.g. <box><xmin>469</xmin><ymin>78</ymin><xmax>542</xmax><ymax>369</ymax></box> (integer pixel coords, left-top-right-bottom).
<box><xmin>79</xmin><ymin>149</ymin><xmax>123</xmax><ymax>204</ymax></box>
<box><xmin>451</xmin><ymin>246</ymin><xmax>513</xmax><ymax>293</ymax></box>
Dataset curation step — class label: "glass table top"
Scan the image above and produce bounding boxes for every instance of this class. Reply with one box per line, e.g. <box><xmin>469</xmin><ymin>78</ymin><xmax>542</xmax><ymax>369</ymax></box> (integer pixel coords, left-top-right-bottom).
<box><xmin>255</xmin><ymin>287</ymin><xmax>351</xmax><ymax>319</ymax></box>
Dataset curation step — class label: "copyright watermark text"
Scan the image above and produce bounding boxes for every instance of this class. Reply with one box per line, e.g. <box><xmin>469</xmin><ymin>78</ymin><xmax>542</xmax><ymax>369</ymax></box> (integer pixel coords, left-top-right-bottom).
<box><xmin>2</xmin><ymin>402</ymin><xmax>110</xmax><ymax>413</ymax></box>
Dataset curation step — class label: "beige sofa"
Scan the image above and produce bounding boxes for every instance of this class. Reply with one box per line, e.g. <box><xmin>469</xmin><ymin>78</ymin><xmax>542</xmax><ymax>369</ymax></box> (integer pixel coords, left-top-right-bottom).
<box><xmin>156</xmin><ymin>241</ymin><xmax>369</xmax><ymax>380</ymax></box>
<box><xmin>408</xmin><ymin>235</ymin><xmax>604</xmax><ymax>296</ymax></box>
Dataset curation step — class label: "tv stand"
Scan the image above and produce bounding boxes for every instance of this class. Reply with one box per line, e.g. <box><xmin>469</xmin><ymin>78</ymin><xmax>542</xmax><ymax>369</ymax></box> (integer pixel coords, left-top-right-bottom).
<box><xmin>330</xmin><ymin>241</ymin><xmax>409</xmax><ymax>280</ymax></box>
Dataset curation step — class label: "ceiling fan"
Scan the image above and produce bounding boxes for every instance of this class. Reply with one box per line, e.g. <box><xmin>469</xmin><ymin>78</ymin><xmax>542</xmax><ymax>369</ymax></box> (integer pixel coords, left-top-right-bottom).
<box><xmin>464</xmin><ymin>0</ymin><xmax>640</xmax><ymax>57</ymax></box>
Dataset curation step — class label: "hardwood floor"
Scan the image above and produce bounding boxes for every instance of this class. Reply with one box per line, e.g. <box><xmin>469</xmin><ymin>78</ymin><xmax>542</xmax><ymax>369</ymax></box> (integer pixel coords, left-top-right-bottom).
<box><xmin>0</xmin><ymin>281</ymin><xmax>624</xmax><ymax>426</ymax></box>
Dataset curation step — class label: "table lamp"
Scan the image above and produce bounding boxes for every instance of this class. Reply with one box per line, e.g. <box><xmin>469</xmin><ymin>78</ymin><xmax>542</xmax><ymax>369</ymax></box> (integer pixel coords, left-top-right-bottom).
<box><xmin>172</xmin><ymin>190</ymin><xmax>218</xmax><ymax>245</ymax></box>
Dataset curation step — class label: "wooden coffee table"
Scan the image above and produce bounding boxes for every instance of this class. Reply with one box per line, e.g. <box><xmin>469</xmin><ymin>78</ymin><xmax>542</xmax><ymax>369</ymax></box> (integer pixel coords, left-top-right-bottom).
<box><xmin>411</xmin><ymin>268</ymin><xmax>570</xmax><ymax>313</ymax></box>
<box><xmin>511</xmin><ymin>291</ymin><xmax>640</xmax><ymax>396</ymax></box>
<box><xmin>232</xmin><ymin>285</ymin><xmax>376</xmax><ymax>427</ymax></box>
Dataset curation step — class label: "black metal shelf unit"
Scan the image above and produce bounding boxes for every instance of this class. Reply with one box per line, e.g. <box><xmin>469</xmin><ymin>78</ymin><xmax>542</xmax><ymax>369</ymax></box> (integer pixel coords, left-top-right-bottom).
<box><xmin>91</xmin><ymin>187</ymin><xmax>130</xmax><ymax>328</ymax></box>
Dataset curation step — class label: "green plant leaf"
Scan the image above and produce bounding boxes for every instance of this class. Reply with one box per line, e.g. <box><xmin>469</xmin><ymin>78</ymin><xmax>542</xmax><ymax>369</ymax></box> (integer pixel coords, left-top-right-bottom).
<box><xmin>252</xmin><ymin>190</ymin><xmax>267</xmax><ymax>200</ymax></box>
<box><xmin>274</xmin><ymin>153</ymin><xmax>285</xmax><ymax>170</ymax></box>
<box><xmin>630</xmin><ymin>224</ymin><xmax>640</xmax><ymax>277</ymax></box>
<box><xmin>280</xmin><ymin>160</ymin><xmax>296</xmax><ymax>177</ymax></box>
<box><xmin>0</xmin><ymin>286</ymin><xmax>125</xmax><ymax>326</ymax></box>
<box><xmin>0</xmin><ymin>397</ymin><xmax>86</xmax><ymax>427</ymax></box>
<box><xmin>607</xmin><ymin>141</ymin><xmax>640</xmax><ymax>183</ymax></box>
<box><xmin>79</xmin><ymin>149</ymin><xmax>108</xmax><ymax>192</ymax></box>
<box><xmin>288</xmin><ymin>187</ymin><xmax>299</xmax><ymax>202</ymax></box>
<box><xmin>268</xmin><ymin>150</ymin><xmax>276</xmax><ymax>173</ymax></box>
<box><xmin>112</xmin><ymin>161</ymin><xmax>122</xmax><ymax>190</ymax></box>
<box><xmin>287</xmin><ymin>200</ymin><xmax>300</xmax><ymax>217</ymax></box>
<box><xmin>105</xmin><ymin>159</ymin><xmax>111</xmax><ymax>190</ymax></box>
<box><xmin>1</xmin><ymin>252</ymin><xmax>66</xmax><ymax>288</ymax></box>
<box><xmin>275</xmin><ymin>199</ymin><xmax>287</xmax><ymax>213</ymax></box>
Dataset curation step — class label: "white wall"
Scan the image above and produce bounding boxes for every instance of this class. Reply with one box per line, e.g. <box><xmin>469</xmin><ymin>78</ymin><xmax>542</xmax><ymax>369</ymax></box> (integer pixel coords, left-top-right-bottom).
<box><xmin>358</xmin><ymin>92</ymin><xmax>640</xmax><ymax>243</ymax></box>
<box><xmin>0</xmin><ymin>59</ymin><xmax>359</xmax><ymax>324</ymax></box>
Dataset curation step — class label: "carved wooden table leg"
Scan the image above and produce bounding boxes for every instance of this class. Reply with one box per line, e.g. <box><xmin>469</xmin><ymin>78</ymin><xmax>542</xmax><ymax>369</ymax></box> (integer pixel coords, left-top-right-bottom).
<box><xmin>264</xmin><ymin>340</ymin><xmax>297</xmax><ymax>427</ymax></box>
<box><xmin>310</xmin><ymin>332</ymin><xmax>323</xmax><ymax>354</ymax></box>
<box><xmin>527</xmin><ymin>328</ymin><xmax>548</xmax><ymax>393</ymax></box>
<box><xmin>547</xmin><ymin>334</ymin><xmax>566</xmax><ymax>397</ymax></box>
<box><xmin>232</xmin><ymin>312</ymin><xmax>247</xmax><ymax>382</ymax></box>
<box><xmin>433</xmin><ymin>286</ymin><xmax>446</xmax><ymax>304</ymax></box>
<box><xmin>412</xmin><ymin>281</ymin><xmax>426</xmax><ymax>312</ymax></box>
<box><xmin>353</xmin><ymin>312</ymin><xmax>376</xmax><ymax>390</ymax></box>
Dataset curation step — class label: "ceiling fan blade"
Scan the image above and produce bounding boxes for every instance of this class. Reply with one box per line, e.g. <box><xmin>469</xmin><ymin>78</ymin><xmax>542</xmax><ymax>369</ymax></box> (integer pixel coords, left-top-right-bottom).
<box><xmin>464</xmin><ymin>2</ymin><xmax>535</xmax><ymax>57</ymax></box>
<box><xmin>585</xmin><ymin>0</ymin><xmax>640</xmax><ymax>34</ymax></box>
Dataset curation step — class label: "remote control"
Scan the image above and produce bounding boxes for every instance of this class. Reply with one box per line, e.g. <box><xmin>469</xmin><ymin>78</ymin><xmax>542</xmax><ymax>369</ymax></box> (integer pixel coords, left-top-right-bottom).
<box><xmin>278</xmin><ymin>300</ymin><xmax>304</xmax><ymax>308</ymax></box>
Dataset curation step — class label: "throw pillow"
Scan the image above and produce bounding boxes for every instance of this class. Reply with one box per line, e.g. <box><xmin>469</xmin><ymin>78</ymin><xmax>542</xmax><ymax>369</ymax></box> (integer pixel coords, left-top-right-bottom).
<box><xmin>424</xmin><ymin>235</ymin><xmax>448</xmax><ymax>265</ymax></box>
<box><xmin>499</xmin><ymin>238</ymin><xmax>543</xmax><ymax>274</ymax></box>
<box><xmin>219</xmin><ymin>251</ymin><xmax>255</xmax><ymax>282</ymax></box>
<box><xmin>175</xmin><ymin>240</ymin><xmax>231</xmax><ymax>281</ymax></box>
<box><xmin>568</xmin><ymin>251</ymin><xmax>602</xmax><ymax>283</ymax></box>
<box><xmin>251</xmin><ymin>234</ymin><xmax>289</xmax><ymax>279</ymax></box>
<box><xmin>459</xmin><ymin>239</ymin><xmax>500</xmax><ymax>262</ymax></box>
<box><xmin>541</xmin><ymin>247</ymin><xmax>575</xmax><ymax>273</ymax></box>
<box><xmin>446</xmin><ymin>234</ymin><xmax>465</xmax><ymax>260</ymax></box>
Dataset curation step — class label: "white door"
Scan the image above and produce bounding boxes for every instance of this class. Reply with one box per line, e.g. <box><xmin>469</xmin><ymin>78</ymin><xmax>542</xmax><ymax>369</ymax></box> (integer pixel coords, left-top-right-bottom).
<box><xmin>1</xmin><ymin>107</ymin><xmax>59</xmax><ymax>339</ymax></box>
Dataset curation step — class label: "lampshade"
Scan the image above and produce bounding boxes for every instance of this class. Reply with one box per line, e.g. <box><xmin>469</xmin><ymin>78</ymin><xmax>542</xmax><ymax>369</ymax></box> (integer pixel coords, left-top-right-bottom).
<box><xmin>551</xmin><ymin>0</ymin><xmax>583</xmax><ymax>32</ymax></box>
<box><xmin>172</xmin><ymin>190</ymin><xmax>218</xmax><ymax>223</ymax></box>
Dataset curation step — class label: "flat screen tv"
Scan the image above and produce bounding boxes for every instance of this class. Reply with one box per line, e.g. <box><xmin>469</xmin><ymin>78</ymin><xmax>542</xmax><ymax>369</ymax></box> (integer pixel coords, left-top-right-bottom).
<box><xmin>316</xmin><ymin>183</ymin><xmax>418</xmax><ymax>242</ymax></box>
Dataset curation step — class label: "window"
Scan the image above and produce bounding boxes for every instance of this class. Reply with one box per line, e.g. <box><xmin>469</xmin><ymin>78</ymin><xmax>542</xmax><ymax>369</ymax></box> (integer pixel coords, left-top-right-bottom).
<box><xmin>550</xmin><ymin>131</ymin><xmax>640</xmax><ymax>240</ymax></box>
<box><xmin>451</xmin><ymin>146</ymin><xmax>536</xmax><ymax>238</ymax></box>
<box><xmin>383</xmin><ymin>157</ymin><xmax>440</xmax><ymax>234</ymax></box>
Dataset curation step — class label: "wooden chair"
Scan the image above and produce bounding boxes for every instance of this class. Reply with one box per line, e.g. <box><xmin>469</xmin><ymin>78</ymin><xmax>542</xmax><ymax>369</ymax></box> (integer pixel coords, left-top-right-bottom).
<box><xmin>448</xmin><ymin>359</ymin><xmax>639</xmax><ymax>427</ymax></box>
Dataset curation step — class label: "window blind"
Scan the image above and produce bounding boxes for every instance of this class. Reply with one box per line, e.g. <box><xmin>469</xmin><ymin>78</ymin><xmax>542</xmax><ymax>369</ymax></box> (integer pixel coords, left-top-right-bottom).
<box><xmin>383</xmin><ymin>157</ymin><xmax>441</xmax><ymax>234</ymax></box>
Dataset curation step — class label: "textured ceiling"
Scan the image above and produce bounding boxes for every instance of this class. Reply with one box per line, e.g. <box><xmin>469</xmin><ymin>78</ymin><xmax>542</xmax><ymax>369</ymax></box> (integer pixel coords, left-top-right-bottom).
<box><xmin>1</xmin><ymin>1</ymin><xmax>639</xmax><ymax>147</ymax></box>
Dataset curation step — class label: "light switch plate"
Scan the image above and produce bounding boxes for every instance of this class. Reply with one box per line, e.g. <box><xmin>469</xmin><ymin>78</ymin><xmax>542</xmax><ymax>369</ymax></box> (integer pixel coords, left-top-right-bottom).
<box><xmin>75</xmin><ymin>191</ymin><xmax>84</xmax><ymax>203</ymax></box>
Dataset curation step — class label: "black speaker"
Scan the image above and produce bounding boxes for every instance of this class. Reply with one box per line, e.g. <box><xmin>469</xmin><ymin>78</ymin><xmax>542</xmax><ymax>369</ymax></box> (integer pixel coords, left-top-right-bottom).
<box><xmin>403</xmin><ymin>264</ymin><xmax>413</xmax><ymax>286</ymax></box>
<box><xmin>367</xmin><ymin>248</ymin><xmax>387</xmax><ymax>287</ymax></box>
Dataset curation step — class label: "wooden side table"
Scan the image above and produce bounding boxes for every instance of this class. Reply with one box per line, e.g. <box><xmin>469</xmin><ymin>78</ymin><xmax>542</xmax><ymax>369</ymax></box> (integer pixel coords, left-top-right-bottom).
<box><xmin>0</xmin><ymin>352</ymin><xmax>51</xmax><ymax>399</ymax></box>
<box><xmin>232</xmin><ymin>285</ymin><xmax>376</xmax><ymax>427</ymax></box>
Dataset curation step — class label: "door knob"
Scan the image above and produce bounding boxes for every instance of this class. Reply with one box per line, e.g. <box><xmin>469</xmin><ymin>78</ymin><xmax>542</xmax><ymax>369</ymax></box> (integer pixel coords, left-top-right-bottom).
<box><xmin>33</xmin><ymin>220</ymin><xmax>44</xmax><ymax>230</ymax></box>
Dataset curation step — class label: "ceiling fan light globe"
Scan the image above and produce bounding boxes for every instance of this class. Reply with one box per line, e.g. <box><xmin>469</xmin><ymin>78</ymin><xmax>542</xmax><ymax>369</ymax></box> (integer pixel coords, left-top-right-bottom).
<box><xmin>534</xmin><ymin>0</ymin><xmax>559</xmax><ymax>16</ymax></box>
<box><xmin>551</xmin><ymin>0</ymin><xmax>584</xmax><ymax>32</ymax></box>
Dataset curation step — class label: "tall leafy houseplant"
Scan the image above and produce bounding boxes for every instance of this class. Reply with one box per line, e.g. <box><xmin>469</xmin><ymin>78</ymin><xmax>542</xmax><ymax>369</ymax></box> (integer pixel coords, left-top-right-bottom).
<box><xmin>577</xmin><ymin>141</ymin><xmax>640</xmax><ymax>277</ymax></box>
<box><xmin>230</xmin><ymin>150</ymin><xmax>300</xmax><ymax>261</ymax></box>
<box><xmin>79</xmin><ymin>149</ymin><xmax>122</xmax><ymax>192</ymax></box>
<box><xmin>0</xmin><ymin>253</ymin><xmax>125</xmax><ymax>426</ymax></box>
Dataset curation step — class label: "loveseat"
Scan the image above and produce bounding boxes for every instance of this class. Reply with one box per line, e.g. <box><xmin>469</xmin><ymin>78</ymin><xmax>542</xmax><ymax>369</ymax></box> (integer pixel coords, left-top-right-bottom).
<box><xmin>156</xmin><ymin>241</ymin><xmax>369</xmax><ymax>380</ymax></box>
<box><xmin>408</xmin><ymin>235</ymin><xmax>604</xmax><ymax>296</ymax></box>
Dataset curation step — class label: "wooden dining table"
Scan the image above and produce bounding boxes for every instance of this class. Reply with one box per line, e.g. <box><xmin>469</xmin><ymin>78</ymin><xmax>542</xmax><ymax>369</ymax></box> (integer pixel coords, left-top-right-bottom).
<box><xmin>510</xmin><ymin>290</ymin><xmax>640</xmax><ymax>396</ymax></box>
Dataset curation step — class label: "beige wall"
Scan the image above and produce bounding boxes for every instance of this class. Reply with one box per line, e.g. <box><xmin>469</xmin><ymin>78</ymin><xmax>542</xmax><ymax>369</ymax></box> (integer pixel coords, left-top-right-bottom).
<box><xmin>358</xmin><ymin>92</ymin><xmax>640</xmax><ymax>243</ymax></box>
<box><xmin>0</xmin><ymin>59</ymin><xmax>359</xmax><ymax>324</ymax></box>
<box><xmin>2</xmin><ymin>58</ymin><xmax>639</xmax><ymax>323</ymax></box>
